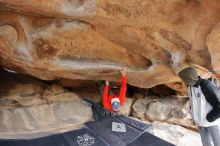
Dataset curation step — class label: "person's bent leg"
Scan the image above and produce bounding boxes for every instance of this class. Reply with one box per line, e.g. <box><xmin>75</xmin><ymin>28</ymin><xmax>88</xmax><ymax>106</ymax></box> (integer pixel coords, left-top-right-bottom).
<box><xmin>208</xmin><ymin>125</ymin><xmax>220</xmax><ymax>146</ymax></box>
<box><xmin>198</xmin><ymin>127</ymin><xmax>214</xmax><ymax>146</ymax></box>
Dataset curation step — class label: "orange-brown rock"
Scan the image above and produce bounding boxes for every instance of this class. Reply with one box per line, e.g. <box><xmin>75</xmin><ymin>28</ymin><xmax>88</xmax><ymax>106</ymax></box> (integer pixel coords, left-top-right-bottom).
<box><xmin>0</xmin><ymin>0</ymin><xmax>220</xmax><ymax>88</ymax></box>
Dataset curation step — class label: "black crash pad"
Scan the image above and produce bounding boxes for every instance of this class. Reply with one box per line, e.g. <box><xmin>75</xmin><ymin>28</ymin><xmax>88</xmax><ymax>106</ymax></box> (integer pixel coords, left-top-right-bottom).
<box><xmin>85</xmin><ymin>115</ymin><xmax>141</xmax><ymax>145</ymax></box>
<box><xmin>0</xmin><ymin>115</ymin><xmax>176</xmax><ymax>146</ymax></box>
<box><xmin>115</xmin><ymin>115</ymin><xmax>150</xmax><ymax>132</ymax></box>
<box><xmin>0</xmin><ymin>128</ymin><xmax>106</xmax><ymax>146</ymax></box>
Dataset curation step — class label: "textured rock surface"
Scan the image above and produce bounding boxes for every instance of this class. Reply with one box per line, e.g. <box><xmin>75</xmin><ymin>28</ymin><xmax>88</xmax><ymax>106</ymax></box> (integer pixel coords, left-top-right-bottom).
<box><xmin>132</xmin><ymin>96</ymin><xmax>196</xmax><ymax>129</ymax></box>
<box><xmin>207</xmin><ymin>23</ymin><xmax>220</xmax><ymax>72</ymax></box>
<box><xmin>149</xmin><ymin>121</ymin><xmax>202</xmax><ymax>146</ymax></box>
<box><xmin>0</xmin><ymin>101</ymin><xmax>93</xmax><ymax>139</ymax></box>
<box><xmin>119</xmin><ymin>97</ymin><xmax>135</xmax><ymax>116</ymax></box>
<box><xmin>0</xmin><ymin>70</ymin><xmax>93</xmax><ymax>139</ymax></box>
<box><xmin>0</xmin><ymin>0</ymin><xmax>220</xmax><ymax>88</ymax></box>
<box><xmin>0</xmin><ymin>80</ymin><xmax>81</xmax><ymax>109</ymax></box>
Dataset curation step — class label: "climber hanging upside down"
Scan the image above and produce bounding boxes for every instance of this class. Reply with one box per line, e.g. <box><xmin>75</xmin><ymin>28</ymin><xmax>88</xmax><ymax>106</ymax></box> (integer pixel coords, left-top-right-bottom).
<box><xmin>100</xmin><ymin>67</ymin><xmax>127</xmax><ymax>112</ymax></box>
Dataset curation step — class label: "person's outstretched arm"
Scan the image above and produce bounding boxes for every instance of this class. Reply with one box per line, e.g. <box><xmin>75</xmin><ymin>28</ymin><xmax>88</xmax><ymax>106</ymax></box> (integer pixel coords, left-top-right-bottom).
<box><xmin>119</xmin><ymin>67</ymin><xmax>127</xmax><ymax>105</ymax></box>
<box><xmin>103</xmin><ymin>81</ymin><xmax>111</xmax><ymax>111</ymax></box>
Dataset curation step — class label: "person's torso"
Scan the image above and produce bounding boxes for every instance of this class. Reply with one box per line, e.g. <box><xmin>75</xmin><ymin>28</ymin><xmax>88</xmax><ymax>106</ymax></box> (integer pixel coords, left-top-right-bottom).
<box><xmin>188</xmin><ymin>86</ymin><xmax>220</xmax><ymax>127</ymax></box>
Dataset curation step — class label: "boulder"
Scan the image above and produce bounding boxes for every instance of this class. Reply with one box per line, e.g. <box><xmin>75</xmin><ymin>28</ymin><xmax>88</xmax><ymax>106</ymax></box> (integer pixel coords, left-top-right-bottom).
<box><xmin>119</xmin><ymin>97</ymin><xmax>135</xmax><ymax>116</ymax></box>
<box><xmin>132</xmin><ymin>96</ymin><xmax>196</xmax><ymax>129</ymax></box>
<box><xmin>0</xmin><ymin>101</ymin><xmax>93</xmax><ymax>139</ymax></box>
<box><xmin>0</xmin><ymin>0</ymin><xmax>220</xmax><ymax>88</ymax></box>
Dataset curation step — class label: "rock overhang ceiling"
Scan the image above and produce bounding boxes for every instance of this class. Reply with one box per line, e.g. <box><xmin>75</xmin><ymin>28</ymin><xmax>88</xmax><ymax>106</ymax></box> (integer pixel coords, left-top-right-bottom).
<box><xmin>0</xmin><ymin>0</ymin><xmax>220</xmax><ymax>88</ymax></box>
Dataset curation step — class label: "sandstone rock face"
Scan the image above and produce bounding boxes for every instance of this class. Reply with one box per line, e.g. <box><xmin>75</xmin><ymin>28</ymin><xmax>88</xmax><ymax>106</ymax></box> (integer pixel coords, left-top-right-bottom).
<box><xmin>0</xmin><ymin>80</ymin><xmax>81</xmax><ymax>109</ymax></box>
<box><xmin>149</xmin><ymin>122</ymin><xmax>202</xmax><ymax>146</ymax></box>
<box><xmin>0</xmin><ymin>101</ymin><xmax>93</xmax><ymax>139</ymax></box>
<box><xmin>119</xmin><ymin>97</ymin><xmax>135</xmax><ymax>116</ymax></box>
<box><xmin>0</xmin><ymin>70</ymin><xmax>93</xmax><ymax>139</ymax></box>
<box><xmin>0</xmin><ymin>0</ymin><xmax>220</xmax><ymax>88</ymax></box>
<box><xmin>207</xmin><ymin>23</ymin><xmax>220</xmax><ymax>73</ymax></box>
<box><xmin>132</xmin><ymin>96</ymin><xmax>196</xmax><ymax>129</ymax></box>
